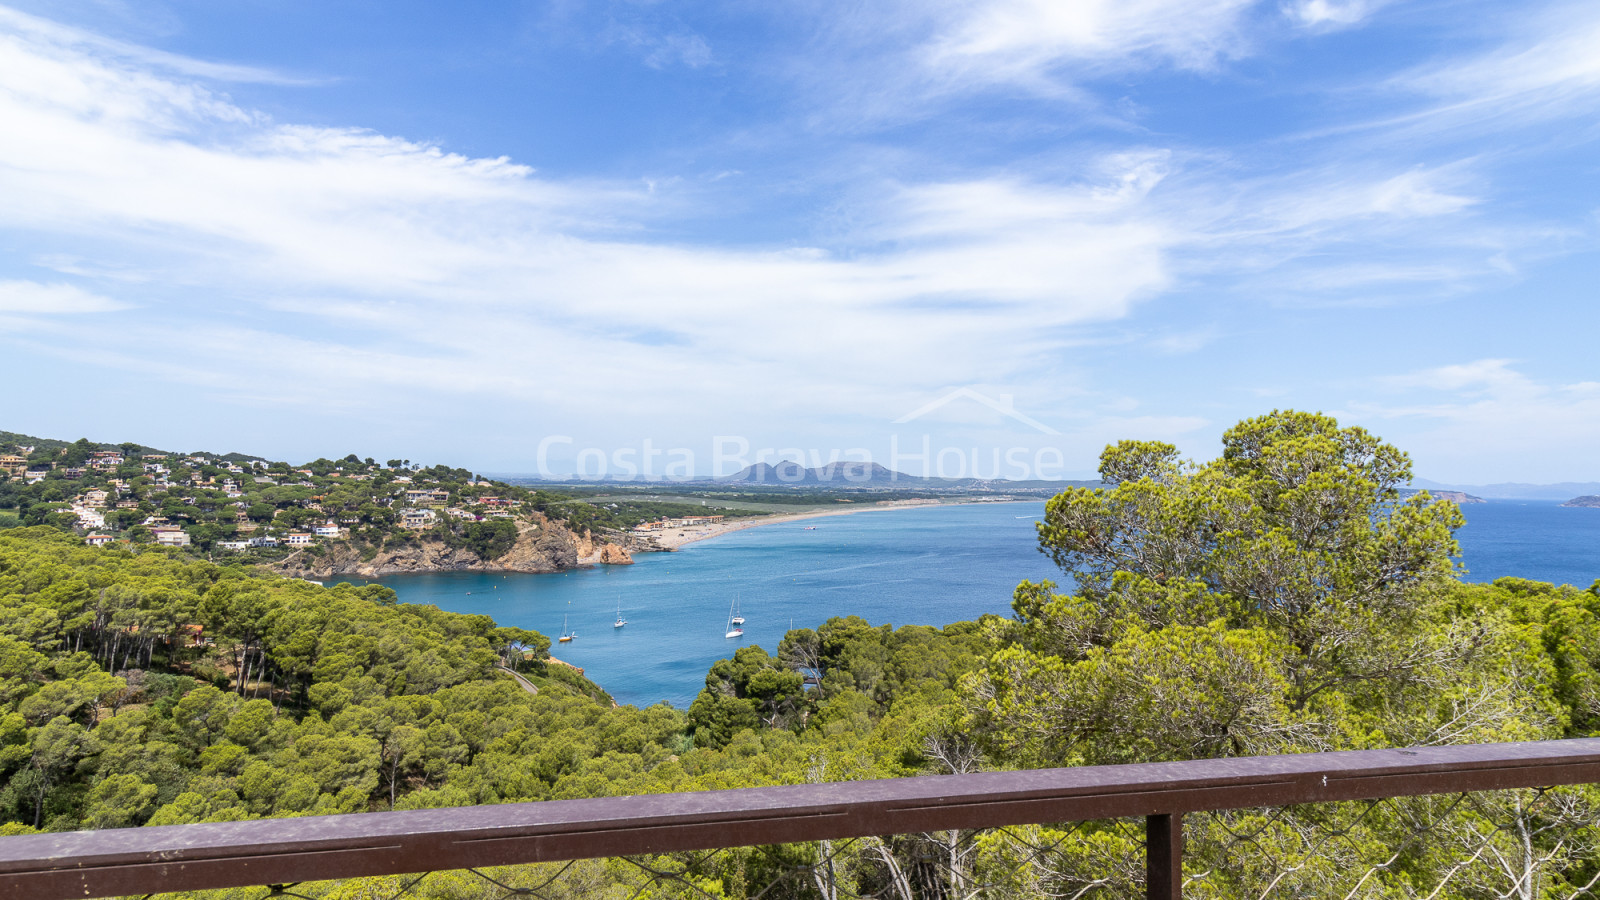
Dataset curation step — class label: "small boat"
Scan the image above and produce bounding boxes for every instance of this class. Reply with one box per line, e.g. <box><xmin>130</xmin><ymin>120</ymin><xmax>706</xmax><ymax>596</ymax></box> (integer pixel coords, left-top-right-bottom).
<box><xmin>803</xmin><ymin>526</ymin><xmax>818</xmax><ymax>530</ymax></box>
<box><xmin>614</xmin><ymin>597</ymin><xmax>627</xmax><ymax>629</ymax></box>
<box><xmin>730</xmin><ymin>594</ymin><xmax>745</xmax><ymax>627</ymax></box>
<box><xmin>724</xmin><ymin>597</ymin><xmax>743</xmax><ymax>639</ymax></box>
<box><xmin>558</xmin><ymin>613</ymin><xmax>574</xmax><ymax>643</ymax></box>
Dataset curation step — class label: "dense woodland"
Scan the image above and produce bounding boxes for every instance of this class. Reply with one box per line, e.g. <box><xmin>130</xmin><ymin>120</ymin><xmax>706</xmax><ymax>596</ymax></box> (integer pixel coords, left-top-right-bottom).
<box><xmin>2</xmin><ymin>412</ymin><xmax>1599</xmax><ymax>899</ymax></box>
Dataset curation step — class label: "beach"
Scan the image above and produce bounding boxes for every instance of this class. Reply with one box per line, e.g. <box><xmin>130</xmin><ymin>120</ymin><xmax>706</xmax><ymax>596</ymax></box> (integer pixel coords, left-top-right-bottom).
<box><xmin>641</xmin><ymin>498</ymin><xmax>951</xmax><ymax>550</ymax></box>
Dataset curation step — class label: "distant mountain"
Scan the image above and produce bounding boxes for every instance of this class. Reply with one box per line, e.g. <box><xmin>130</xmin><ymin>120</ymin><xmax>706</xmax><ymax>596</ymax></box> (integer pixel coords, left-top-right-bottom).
<box><xmin>722</xmin><ymin>460</ymin><xmax>934</xmax><ymax>485</ymax></box>
<box><xmin>1411</xmin><ymin>478</ymin><xmax>1600</xmax><ymax>501</ymax></box>
<box><xmin>1561</xmin><ymin>496</ymin><xmax>1600</xmax><ymax>509</ymax></box>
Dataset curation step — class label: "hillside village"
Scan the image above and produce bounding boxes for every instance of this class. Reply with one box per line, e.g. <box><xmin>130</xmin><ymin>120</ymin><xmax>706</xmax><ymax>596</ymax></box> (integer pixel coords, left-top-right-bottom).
<box><xmin>0</xmin><ymin>436</ymin><xmax>602</xmax><ymax>564</ymax></box>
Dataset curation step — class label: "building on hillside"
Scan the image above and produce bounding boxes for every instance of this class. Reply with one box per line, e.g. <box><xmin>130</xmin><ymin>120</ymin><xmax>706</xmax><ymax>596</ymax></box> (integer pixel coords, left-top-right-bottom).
<box><xmin>247</xmin><ymin>536</ymin><xmax>278</xmax><ymax>548</ymax></box>
<box><xmin>82</xmin><ymin>489</ymin><xmax>109</xmax><ymax>508</ymax></box>
<box><xmin>62</xmin><ymin>467</ymin><xmax>85</xmax><ymax>479</ymax></box>
<box><xmin>84</xmin><ymin>534</ymin><xmax>114</xmax><ymax>547</ymax></box>
<box><xmin>312</xmin><ymin>522</ymin><xmax>342</xmax><ymax>538</ymax></box>
<box><xmin>24</xmin><ymin>469</ymin><xmax>50</xmax><ymax>484</ymax></box>
<box><xmin>152</xmin><ymin>528</ymin><xmax>190</xmax><ymax>547</ymax></box>
<box><xmin>400</xmin><ymin>508</ymin><xmax>438</xmax><ymax>530</ymax></box>
<box><xmin>0</xmin><ymin>455</ymin><xmax>26</xmax><ymax>475</ymax></box>
<box><xmin>90</xmin><ymin>452</ymin><xmax>123</xmax><ymax>469</ymax></box>
<box><xmin>216</xmin><ymin>540</ymin><xmax>250</xmax><ymax>551</ymax></box>
<box><xmin>74</xmin><ymin>508</ymin><xmax>106</xmax><ymax>530</ymax></box>
<box><xmin>284</xmin><ymin>532</ymin><xmax>314</xmax><ymax>546</ymax></box>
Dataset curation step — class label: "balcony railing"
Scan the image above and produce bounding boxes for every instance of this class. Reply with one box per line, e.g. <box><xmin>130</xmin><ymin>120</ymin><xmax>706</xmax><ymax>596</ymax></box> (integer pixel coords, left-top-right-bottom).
<box><xmin>2</xmin><ymin>738</ymin><xmax>1599</xmax><ymax>899</ymax></box>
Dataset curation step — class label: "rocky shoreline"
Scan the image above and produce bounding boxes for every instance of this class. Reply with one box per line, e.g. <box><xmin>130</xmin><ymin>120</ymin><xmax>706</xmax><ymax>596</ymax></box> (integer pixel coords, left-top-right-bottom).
<box><xmin>272</xmin><ymin>512</ymin><xmax>634</xmax><ymax>579</ymax></box>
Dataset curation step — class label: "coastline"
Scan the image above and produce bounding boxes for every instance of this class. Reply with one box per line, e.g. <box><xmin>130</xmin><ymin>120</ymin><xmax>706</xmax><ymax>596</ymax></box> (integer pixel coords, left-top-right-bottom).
<box><xmin>641</xmin><ymin>498</ymin><xmax>1037</xmax><ymax>550</ymax></box>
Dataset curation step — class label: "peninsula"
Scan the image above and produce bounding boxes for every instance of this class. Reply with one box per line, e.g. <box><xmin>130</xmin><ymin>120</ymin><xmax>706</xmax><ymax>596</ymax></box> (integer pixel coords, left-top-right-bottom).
<box><xmin>1561</xmin><ymin>495</ymin><xmax>1600</xmax><ymax>508</ymax></box>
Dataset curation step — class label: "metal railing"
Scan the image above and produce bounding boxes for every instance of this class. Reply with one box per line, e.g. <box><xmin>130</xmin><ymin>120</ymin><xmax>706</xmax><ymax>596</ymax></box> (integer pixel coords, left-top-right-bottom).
<box><xmin>3</xmin><ymin>738</ymin><xmax>1599</xmax><ymax>900</ymax></box>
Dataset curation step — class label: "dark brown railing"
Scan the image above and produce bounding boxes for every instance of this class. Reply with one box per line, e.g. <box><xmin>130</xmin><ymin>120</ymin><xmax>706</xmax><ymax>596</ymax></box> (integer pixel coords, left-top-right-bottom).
<box><xmin>3</xmin><ymin>738</ymin><xmax>1599</xmax><ymax>900</ymax></box>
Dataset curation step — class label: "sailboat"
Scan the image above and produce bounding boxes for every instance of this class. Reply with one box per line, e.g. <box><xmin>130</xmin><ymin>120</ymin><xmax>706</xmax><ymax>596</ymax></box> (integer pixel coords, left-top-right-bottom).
<box><xmin>724</xmin><ymin>597</ymin><xmax>744</xmax><ymax>639</ymax></box>
<box><xmin>558</xmin><ymin>613</ymin><xmax>574</xmax><ymax>643</ymax></box>
<box><xmin>730</xmin><ymin>593</ymin><xmax>745</xmax><ymax>627</ymax></box>
<box><xmin>614</xmin><ymin>597</ymin><xmax>627</xmax><ymax>629</ymax></box>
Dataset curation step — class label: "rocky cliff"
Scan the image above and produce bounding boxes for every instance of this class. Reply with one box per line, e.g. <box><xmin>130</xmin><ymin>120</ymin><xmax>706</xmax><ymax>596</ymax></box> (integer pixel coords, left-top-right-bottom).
<box><xmin>274</xmin><ymin>513</ymin><xmax>632</xmax><ymax>579</ymax></box>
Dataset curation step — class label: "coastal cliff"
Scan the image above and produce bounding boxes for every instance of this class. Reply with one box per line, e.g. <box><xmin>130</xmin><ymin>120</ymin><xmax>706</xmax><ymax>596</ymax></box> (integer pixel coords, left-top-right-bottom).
<box><xmin>1561</xmin><ymin>495</ymin><xmax>1600</xmax><ymax>508</ymax></box>
<box><xmin>274</xmin><ymin>513</ymin><xmax>632</xmax><ymax>578</ymax></box>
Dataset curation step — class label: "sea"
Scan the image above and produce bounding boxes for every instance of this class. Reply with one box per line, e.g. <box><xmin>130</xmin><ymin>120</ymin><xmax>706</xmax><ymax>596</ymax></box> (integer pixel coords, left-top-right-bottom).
<box><xmin>337</xmin><ymin>499</ymin><xmax>1600</xmax><ymax>709</ymax></box>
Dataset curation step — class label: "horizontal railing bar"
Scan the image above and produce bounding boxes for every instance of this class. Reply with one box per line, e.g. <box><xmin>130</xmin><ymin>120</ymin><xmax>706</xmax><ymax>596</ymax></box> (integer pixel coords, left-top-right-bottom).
<box><xmin>3</xmin><ymin>738</ymin><xmax>1599</xmax><ymax>900</ymax></box>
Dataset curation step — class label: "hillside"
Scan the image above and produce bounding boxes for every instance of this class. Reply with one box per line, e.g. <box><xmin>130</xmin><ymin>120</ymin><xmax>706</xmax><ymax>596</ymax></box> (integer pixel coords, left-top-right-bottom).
<box><xmin>0</xmin><ymin>432</ymin><xmax>632</xmax><ymax>576</ymax></box>
<box><xmin>1561</xmin><ymin>495</ymin><xmax>1600</xmax><ymax>508</ymax></box>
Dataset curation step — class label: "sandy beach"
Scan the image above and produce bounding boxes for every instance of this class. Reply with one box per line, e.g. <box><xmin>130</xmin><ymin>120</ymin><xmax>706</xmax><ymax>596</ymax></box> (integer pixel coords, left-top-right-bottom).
<box><xmin>639</xmin><ymin>498</ymin><xmax>951</xmax><ymax>550</ymax></box>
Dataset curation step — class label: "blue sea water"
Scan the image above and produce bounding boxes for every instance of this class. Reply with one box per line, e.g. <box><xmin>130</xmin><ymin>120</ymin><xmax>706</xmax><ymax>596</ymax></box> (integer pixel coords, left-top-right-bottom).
<box><xmin>342</xmin><ymin>499</ymin><xmax>1600</xmax><ymax>709</ymax></box>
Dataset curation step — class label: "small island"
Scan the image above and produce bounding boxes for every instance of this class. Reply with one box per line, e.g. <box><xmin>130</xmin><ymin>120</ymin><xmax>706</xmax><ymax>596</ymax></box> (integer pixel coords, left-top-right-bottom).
<box><xmin>1561</xmin><ymin>495</ymin><xmax>1600</xmax><ymax>508</ymax></box>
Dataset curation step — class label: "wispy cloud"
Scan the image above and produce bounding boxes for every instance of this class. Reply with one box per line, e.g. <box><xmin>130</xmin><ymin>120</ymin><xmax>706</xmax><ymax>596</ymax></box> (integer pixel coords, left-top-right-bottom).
<box><xmin>0</xmin><ymin>280</ymin><xmax>128</xmax><ymax>314</ymax></box>
<box><xmin>1350</xmin><ymin>359</ymin><xmax>1600</xmax><ymax>481</ymax></box>
<box><xmin>0</xmin><ymin>12</ymin><xmax>1183</xmax><ymax>430</ymax></box>
<box><xmin>925</xmin><ymin>0</ymin><xmax>1261</xmax><ymax>87</ymax></box>
<box><xmin>1283</xmin><ymin>0</ymin><xmax>1384</xmax><ymax>29</ymax></box>
<box><xmin>0</xmin><ymin>5</ymin><xmax>309</xmax><ymax>85</ymax></box>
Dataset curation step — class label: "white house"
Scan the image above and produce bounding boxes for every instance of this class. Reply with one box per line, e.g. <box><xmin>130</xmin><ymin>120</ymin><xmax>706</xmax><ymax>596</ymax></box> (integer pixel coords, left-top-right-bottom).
<box><xmin>152</xmin><ymin>528</ymin><xmax>190</xmax><ymax>547</ymax></box>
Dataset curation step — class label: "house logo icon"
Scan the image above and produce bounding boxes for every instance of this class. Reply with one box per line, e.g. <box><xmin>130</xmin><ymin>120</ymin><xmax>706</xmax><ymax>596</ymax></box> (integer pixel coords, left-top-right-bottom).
<box><xmin>893</xmin><ymin>388</ymin><xmax>1060</xmax><ymax>435</ymax></box>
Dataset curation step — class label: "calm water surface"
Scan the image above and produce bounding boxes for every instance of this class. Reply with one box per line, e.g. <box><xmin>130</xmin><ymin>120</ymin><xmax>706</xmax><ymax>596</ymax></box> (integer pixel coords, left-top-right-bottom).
<box><xmin>343</xmin><ymin>499</ymin><xmax>1600</xmax><ymax>708</ymax></box>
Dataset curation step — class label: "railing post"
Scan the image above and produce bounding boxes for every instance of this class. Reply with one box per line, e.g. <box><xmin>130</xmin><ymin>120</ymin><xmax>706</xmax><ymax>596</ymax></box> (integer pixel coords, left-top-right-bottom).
<box><xmin>1147</xmin><ymin>813</ymin><xmax>1182</xmax><ymax>900</ymax></box>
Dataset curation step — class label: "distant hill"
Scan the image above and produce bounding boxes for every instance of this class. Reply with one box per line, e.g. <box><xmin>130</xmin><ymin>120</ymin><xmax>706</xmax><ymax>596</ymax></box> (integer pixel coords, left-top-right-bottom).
<box><xmin>722</xmin><ymin>460</ymin><xmax>935</xmax><ymax>485</ymax></box>
<box><xmin>1561</xmin><ymin>496</ymin><xmax>1600</xmax><ymax>509</ymax></box>
<box><xmin>1411</xmin><ymin>478</ymin><xmax>1600</xmax><ymax>501</ymax></box>
<box><xmin>1400</xmin><ymin>489</ymin><xmax>1485</xmax><ymax>504</ymax></box>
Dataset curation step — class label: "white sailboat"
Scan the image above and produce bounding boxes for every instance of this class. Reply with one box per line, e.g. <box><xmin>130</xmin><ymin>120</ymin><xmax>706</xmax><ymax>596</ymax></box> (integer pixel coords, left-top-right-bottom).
<box><xmin>724</xmin><ymin>596</ymin><xmax>744</xmax><ymax>639</ymax></box>
<box><xmin>558</xmin><ymin>612</ymin><xmax>574</xmax><ymax>643</ymax></box>
<box><xmin>614</xmin><ymin>597</ymin><xmax>627</xmax><ymax>629</ymax></box>
<box><xmin>730</xmin><ymin>593</ymin><xmax>745</xmax><ymax>627</ymax></box>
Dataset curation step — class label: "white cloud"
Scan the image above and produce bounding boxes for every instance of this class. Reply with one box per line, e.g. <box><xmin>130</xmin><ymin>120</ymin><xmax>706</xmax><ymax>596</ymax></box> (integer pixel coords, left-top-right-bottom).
<box><xmin>1284</xmin><ymin>0</ymin><xmax>1382</xmax><ymax>28</ymax></box>
<box><xmin>0</xmin><ymin>280</ymin><xmax>127</xmax><ymax>313</ymax></box>
<box><xmin>0</xmin><ymin>12</ymin><xmax>1184</xmax><ymax>429</ymax></box>
<box><xmin>926</xmin><ymin>0</ymin><xmax>1260</xmax><ymax>85</ymax></box>
<box><xmin>0</xmin><ymin>5</ymin><xmax>306</xmax><ymax>85</ymax></box>
<box><xmin>1380</xmin><ymin>4</ymin><xmax>1600</xmax><ymax>134</ymax></box>
<box><xmin>1349</xmin><ymin>359</ymin><xmax>1600</xmax><ymax>481</ymax></box>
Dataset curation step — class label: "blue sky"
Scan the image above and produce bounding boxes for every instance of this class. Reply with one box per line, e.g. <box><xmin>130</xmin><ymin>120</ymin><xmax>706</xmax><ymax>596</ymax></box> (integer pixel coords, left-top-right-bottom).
<box><xmin>0</xmin><ymin>0</ymin><xmax>1596</xmax><ymax>481</ymax></box>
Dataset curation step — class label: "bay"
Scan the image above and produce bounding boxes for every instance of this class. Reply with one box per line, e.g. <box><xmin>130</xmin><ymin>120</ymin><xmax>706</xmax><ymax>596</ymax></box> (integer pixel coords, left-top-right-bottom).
<box><xmin>341</xmin><ymin>498</ymin><xmax>1600</xmax><ymax>709</ymax></box>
